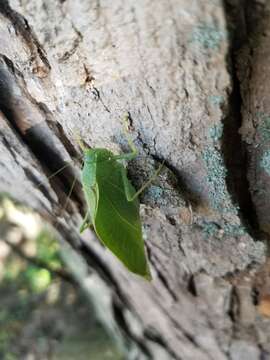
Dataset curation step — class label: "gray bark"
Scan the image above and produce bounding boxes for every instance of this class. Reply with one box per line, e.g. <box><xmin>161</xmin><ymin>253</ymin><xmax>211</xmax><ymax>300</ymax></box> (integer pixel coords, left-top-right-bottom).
<box><xmin>0</xmin><ymin>0</ymin><xmax>270</xmax><ymax>359</ymax></box>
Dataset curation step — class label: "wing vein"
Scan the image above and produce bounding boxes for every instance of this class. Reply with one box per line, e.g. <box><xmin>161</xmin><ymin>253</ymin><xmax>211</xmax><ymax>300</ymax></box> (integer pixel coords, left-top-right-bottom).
<box><xmin>101</xmin><ymin>177</ymin><xmax>126</xmax><ymax>195</ymax></box>
<box><xmin>100</xmin><ymin>192</ymin><xmax>139</xmax><ymax>233</ymax></box>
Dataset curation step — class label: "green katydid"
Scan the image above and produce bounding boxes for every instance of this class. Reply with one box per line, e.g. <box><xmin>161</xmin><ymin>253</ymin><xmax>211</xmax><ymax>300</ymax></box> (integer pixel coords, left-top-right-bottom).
<box><xmin>44</xmin><ymin>116</ymin><xmax>163</xmax><ymax>280</ymax></box>
<box><xmin>77</xmin><ymin>118</ymin><xmax>164</xmax><ymax>280</ymax></box>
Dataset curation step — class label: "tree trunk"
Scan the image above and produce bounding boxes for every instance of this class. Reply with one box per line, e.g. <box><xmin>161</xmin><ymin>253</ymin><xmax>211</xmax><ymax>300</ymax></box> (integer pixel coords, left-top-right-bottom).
<box><xmin>1</xmin><ymin>0</ymin><xmax>270</xmax><ymax>359</ymax></box>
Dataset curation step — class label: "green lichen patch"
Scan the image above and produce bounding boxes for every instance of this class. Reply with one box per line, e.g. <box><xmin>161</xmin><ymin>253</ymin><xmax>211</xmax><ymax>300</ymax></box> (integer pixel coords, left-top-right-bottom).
<box><xmin>260</xmin><ymin>150</ymin><xmax>270</xmax><ymax>176</ymax></box>
<box><xmin>191</xmin><ymin>24</ymin><xmax>225</xmax><ymax>50</ymax></box>
<box><xmin>143</xmin><ymin>184</ymin><xmax>184</xmax><ymax>209</ymax></box>
<box><xmin>209</xmin><ymin>124</ymin><xmax>223</xmax><ymax>142</ymax></box>
<box><xmin>147</xmin><ymin>185</ymin><xmax>164</xmax><ymax>200</ymax></box>
<box><xmin>201</xmin><ymin>221</ymin><xmax>220</xmax><ymax>239</ymax></box>
<box><xmin>208</xmin><ymin>95</ymin><xmax>224</xmax><ymax>107</ymax></box>
<box><xmin>222</xmin><ymin>223</ymin><xmax>246</xmax><ymax>237</ymax></box>
<box><xmin>257</xmin><ymin>114</ymin><xmax>270</xmax><ymax>143</ymax></box>
<box><xmin>202</xmin><ymin>146</ymin><xmax>236</xmax><ymax>213</ymax></box>
<box><xmin>199</xmin><ymin>220</ymin><xmax>246</xmax><ymax>240</ymax></box>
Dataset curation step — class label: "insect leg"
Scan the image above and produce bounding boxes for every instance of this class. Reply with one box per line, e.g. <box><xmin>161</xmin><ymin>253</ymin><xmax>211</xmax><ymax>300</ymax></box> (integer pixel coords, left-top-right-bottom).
<box><xmin>36</xmin><ymin>161</ymin><xmax>74</xmax><ymax>189</ymax></box>
<box><xmin>121</xmin><ymin>160</ymin><xmax>165</xmax><ymax>202</ymax></box>
<box><xmin>113</xmin><ymin>152</ymin><xmax>137</xmax><ymax>161</ymax></box>
<box><xmin>118</xmin><ymin>113</ymin><xmax>164</xmax><ymax>201</ymax></box>
<box><xmin>79</xmin><ymin>209</ymin><xmax>93</xmax><ymax>233</ymax></box>
<box><xmin>113</xmin><ymin>114</ymin><xmax>139</xmax><ymax>161</ymax></box>
<box><xmin>112</xmin><ymin>136</ymin><xmax>138</xmax><ymax>161</ymax></box>
<box><xmin>73</xmin><ymin>131</ymin><xmax>88</xmax><ymax>152</ymax></box>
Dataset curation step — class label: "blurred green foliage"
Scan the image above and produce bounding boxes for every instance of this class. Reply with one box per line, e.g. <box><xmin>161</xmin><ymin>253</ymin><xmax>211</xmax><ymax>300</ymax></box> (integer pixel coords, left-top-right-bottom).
<box><xmin>0</xmin><ymin>222</ymin><xmax>122</xmax><ymax>360</ymax></box>
<box><xmin>0</xmin><ymin>228</ymin><xmax>59</xmax><ymax>358</ymax></box>
<box><xmin>36</xmin><ymin>230</ymin><xmax>62</xmax><ymax>270</ymax></box>
<box><xmin>3</xmin><ymin>229</ymin><xmax>62</xmax><ymax>293</ymax></box>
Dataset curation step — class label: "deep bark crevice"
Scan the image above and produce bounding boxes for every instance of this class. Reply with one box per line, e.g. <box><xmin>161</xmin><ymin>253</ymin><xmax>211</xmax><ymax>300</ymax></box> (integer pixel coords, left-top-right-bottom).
<box><xmin>144</xmin><ymin>328</ymin><xmax>179</xmax><ymax>360</ymax></box>
<box><xmin>146</xmin><ymin>242</ymin><xmax>180</xmax><ymax>301</ymax></box>
<box><xmin>0</xmin><ymin>54</ymin><xmax>83</xmax><ymax>211</ymax></box>
<box><xmin>222</xmin><ymin>0</ymin><xmax>261</xmax><ymax>238</ymax></box>
<box><xmin>112</xmin><ymin>299</ymin><xmax>154</xmax><ymax>360</ymax></box>
<box><xmin>0</xmin><ymin>0</ymin><xmax>50</xmax><ymax>70</ymax></box>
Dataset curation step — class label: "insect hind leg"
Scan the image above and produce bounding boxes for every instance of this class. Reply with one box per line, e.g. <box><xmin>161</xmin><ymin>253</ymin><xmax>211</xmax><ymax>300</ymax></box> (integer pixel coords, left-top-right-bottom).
<box><xmin>115</xmin><ymin>114</ymin><xmax>165</xmax><ymax>201</ymax></box>
<box><xmin>120</xmin><ymin>160</ymin><xmax>164</xmax><ymax>202</ymax></box>
<box><xmin>79</xmin><ymin>210</ymin><xmax>93</xmax><ymax>233</ymax></box>
<box><xmin>113</xmin><ymin>114</ymin><xmax>138</xmax><ymax>161</ymax></box>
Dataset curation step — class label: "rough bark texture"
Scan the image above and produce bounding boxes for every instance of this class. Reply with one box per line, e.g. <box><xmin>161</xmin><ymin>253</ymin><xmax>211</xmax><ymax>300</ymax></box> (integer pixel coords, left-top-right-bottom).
<box><xmin>1</xmin><ymin>0</ymin><xmax>270</xmax><ymax>359</ymax></box>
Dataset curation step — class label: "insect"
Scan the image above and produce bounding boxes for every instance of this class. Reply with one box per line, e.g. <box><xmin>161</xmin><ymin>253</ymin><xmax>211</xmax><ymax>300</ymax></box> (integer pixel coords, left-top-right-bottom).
<box><xmin>77</xmin><ymin>119</ymin><xmax>163</xmax><ymax>280</ymax></box>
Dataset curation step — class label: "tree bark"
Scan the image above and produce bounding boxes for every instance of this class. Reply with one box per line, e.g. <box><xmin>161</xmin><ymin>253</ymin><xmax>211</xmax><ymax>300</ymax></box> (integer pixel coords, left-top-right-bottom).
<box><xmin>0</xmin><ymin>0</ymin><xmax>270</xmax><ymax>359</ymax></box>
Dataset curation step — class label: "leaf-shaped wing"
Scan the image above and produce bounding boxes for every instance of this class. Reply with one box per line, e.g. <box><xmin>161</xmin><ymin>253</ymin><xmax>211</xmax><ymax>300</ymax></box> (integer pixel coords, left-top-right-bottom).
<box><xmin>94</xmin><ymin>164</ymin><xmax>149</xmax><ymax>278</ymax></box>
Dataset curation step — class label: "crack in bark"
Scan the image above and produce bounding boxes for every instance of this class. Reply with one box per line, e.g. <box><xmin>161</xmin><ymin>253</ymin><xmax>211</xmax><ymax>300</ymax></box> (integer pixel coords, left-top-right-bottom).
<box><xmin>163</xmin><ymin>308</ymin><xmax>222</xmax><ymax>360</ymax></box>
<box><xmin>91</xmin><ymin>87</ymin><xmax>111</xmax><ymax>113</ymax></box>
<box><xmin>79</xmin><ymin>241</ymin><xmax>160</xmax><ymax>359</ymax></box>
<box><xmin>146</xmin><ymin>243</ymin><xmax>178</xmax><ymax>302</ymax></box>
<box><xmin>57</xmin><ymin>2</ymin><xmax>83</xmax><ymax>62</ymax></box>
<box><xmin>1</xmin><ymin>131</ymin><xmax>55</xmax><ymax>207</ymax></box>
<box><xmin>143</xmin><ymin>328</ymin><xmax>179</xmax><ymax>360</ymax></box>
<box><xmin>0</xmin><ymin>0</ymin><xmax>50</xmax><ymax>72</ymax></box>
<box><xmin>222</xmin><ymin>0</ymin><xmax>261</xmax><ymax>239</ymax></box>
<box><xmin>112</xmin><ymin>298</ymin><xmax>153</xmax><ymax>360</ymax></box>
<box><xmin>0</xmin><ymin>54</ymin><xmax>83</xmax><ymax>210</ymax></box>
<box><xmin>58</xmin><ymin>36</ymin><xmax>82</xmax><ymax>62</ymax></box>
<box><xmin>81</xmin><ymin>235</ymin><xmax>188</xmax><ymax>360</ymax></box>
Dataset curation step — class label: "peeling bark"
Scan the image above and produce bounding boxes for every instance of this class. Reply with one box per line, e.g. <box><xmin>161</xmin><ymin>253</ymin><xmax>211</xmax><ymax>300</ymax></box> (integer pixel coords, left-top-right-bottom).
<box><xmin>1</xmin><ymin>0</ymin><xmax>270</xmax><ymax>359</ymax></box>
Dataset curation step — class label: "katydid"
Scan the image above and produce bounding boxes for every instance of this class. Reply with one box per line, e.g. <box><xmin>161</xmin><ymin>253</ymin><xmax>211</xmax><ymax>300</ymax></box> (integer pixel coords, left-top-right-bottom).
<box><xmin>78</xmin><ymin>128</ymin><xmax>163</xmax><ymax>280</ymax></box>
<box><xmin>42</xmin><ymin>119</ymin><xmax>163</xmax><ymax>280</ymax></box>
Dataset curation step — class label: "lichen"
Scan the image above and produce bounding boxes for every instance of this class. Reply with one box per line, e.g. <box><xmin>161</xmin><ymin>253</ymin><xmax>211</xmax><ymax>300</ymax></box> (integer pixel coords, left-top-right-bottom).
<box><xmin>222</xmin><ymin>223</ymin><xmax>246</xmax><ymax>237</ymax></box>
<box><xmin>257</xmin><ymin>114</ymin><xmax>270</xmax><ymax>143</ymax></box>
<box><xmin>191</xmin><ymin>24</ymin><xmax>225</xmax><ymax>50</ymax></box>
<box><xmin>260</xmin><ymin>150</ymin><xmax>270</xmax><ymax>176</ymax></box>
<box><xmin>202</xmin><ymin>146</ymin><xmax>236</xmax><ymax>213</ymax></box>
<box><xmin>144</xmin><ymin>185</ymin><xmax>167</xmax><ymax>206</ymax></box>
<box><xmin>199</xmin><ymin>220</ymin><xmax>246</xmax><ymax>240</ymax></box>
<box><xmin>208</xmin><ymin>95</ymin><xmax>224</xmax><ymax>107</ymax></box>
<box><xmin>201</xmin><ymin>221</ymin><xmax>220</xmax><ymax>239</ymax></box>
<box><xmin>147</xmin><ymin>185</ymin><xmax>164</xmax><ymax>200</ymax></box>
<box><xmin>144</xmin><ymin>185</ymin><xmax>183</xmax><ymax>208</ymax></box>
<box><xmin>209</xmin><ymin>124</ymin><xmax>223</xmax><ymax>142</ymax></box>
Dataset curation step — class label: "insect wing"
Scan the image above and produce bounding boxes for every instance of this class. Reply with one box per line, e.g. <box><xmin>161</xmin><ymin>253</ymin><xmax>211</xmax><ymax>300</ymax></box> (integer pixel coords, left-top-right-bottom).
<box><xmin>94</xmin><ymin>161</ymin><xmax>149</xmax><ymax>277</ymax></box>
<box><xmin>81</xmin><ymin>157</ymin><xmax>98</xmax><ymax>224</ymax></box>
